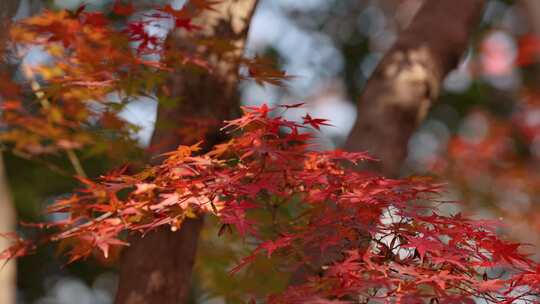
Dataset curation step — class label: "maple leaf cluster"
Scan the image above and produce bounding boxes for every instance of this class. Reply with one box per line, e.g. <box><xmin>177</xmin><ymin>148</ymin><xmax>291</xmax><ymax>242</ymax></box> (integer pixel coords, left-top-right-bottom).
<box><xmin>0</xmin><ymin>2</ymin><xmax>288</xmax><ymax>160</ymax></box>
<box><xmin>1</xmin><ymin>104</ymin><xmax>539</xmax><ymax>303</ymax></box>
<box><xmin>435</xmin><ymin>98</ymin><xmax>540</xmax><ymax>248</ymax></box>
<box><xmin>2</xmin><ymin>2</ymin><xmax>540</xmax><ymax>303</ymax></box>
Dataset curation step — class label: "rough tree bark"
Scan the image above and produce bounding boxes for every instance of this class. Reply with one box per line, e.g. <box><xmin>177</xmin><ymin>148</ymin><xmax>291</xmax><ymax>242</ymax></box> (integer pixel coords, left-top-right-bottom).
<box><xmin>344</xmin><ymin>0</ymin><xmax>487</xmax><ymax>176</ymax></box>
<box><xmin>0</xmin><ymin>1</ymin><xmax>21</xmax><ymax>304</ymax></box>
<box><xmin>114</xmin><ymin>1</ymin><xmax>258</xmax><ymax>304</ymax></box>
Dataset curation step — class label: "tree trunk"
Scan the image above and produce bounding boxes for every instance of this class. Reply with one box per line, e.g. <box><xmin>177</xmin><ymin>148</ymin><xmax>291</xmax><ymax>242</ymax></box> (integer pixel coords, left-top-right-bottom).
<box><xmin>344</xmin><ymin>0</ymin><xmax>486</xmax><ymax>176</ymax></box>
<box><xmin>114</xmin><ymin>1</ymin><xmax>258</xmax><ymax>304</ymax></box>
<box><xmin>0</xmin><ymin>155</ymin><xmax>16</xmax><ymax>304</ymax></box>
<box><xmin>523</xmin><ymin>0</ymin><xmax>540</xmax><ymax>39</ymax></box>
<box><xmin>0</xmin><ymin>1</ymin><xmax>21</xmax><ymax>304</ymax></box>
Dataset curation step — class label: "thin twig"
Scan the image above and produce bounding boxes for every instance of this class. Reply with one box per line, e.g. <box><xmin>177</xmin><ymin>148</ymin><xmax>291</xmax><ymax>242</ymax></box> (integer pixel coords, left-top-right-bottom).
<box><xmin>51</xmin><ymin>211</ymin><xmax>113</xmax><ymax>241</ymax></box>
<box><xmin>65</xmin><ymin>148</ymin><xmax>87</xmax><ymax>178</ymax></box>
<box><xmin>10</xmin><ymin>150</ymin><xmax>71</xmax><ymax>177</ymax></box>
<box><xmin>21</xmin><ymin>63</ymin><xmax>87</xmax><ymax>178</ymax></box>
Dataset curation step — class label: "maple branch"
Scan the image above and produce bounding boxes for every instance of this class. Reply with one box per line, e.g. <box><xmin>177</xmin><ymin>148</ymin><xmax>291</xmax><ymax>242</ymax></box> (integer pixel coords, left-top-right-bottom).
<box><xmin>51</xmin><ymin>211</ymin><xmax>113</xmax><ymax>241</ymax></box>
<box><xmin>21</xmin><ymin>64</ymin><xmax>50</xmax><ymax>109</ymax></box>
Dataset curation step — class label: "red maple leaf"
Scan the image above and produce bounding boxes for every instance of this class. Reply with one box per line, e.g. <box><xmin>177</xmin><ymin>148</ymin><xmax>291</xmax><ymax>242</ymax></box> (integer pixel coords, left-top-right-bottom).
<box><xmin>302</xmin><ymin>114</ymin><xmax>332</xmax><ymax>130</ymax></box>
<box><xmin>175</xmin><ymin>18</ymin><xmax>201</xmax><ymax>31</ymax></box>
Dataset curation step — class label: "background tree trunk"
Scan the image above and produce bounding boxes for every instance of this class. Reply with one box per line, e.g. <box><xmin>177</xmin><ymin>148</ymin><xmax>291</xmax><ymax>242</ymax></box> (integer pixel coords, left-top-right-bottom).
<box><xmin>114</xmin><ymin>1</ymin><xmax>258</xmax><ymax>304</ymax></box>
<box><xmin>523</xmin><ymin>0</ymin><xmax>540</xmax><ymax>39</ymax></box>
<box><xmin>344</xmin><ymin>0</ymin><xmax>486</xmax><ymax>177</ymax></box>
<box><xmin>0</xmin><ymin>155</ymin><xmax>16</xmax><ymax>304</ymax></box>
<box><xmin>0</xmin><ymin>1</ymin><xmax>21</xmax><ymax>304</ymax></box>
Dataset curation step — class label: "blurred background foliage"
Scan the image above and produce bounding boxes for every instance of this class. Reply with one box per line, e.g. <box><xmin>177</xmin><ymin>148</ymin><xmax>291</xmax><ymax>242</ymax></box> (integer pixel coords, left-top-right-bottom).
<box><xmin>8</xmin><ymin>0</ymin><xmax>540</xmax><ymax>303</ymax></box>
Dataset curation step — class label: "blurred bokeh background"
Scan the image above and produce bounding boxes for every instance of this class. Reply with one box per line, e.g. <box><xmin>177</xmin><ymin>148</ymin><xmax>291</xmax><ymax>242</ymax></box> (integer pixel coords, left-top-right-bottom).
<box><xmin>6</xmin><ymin>0</ymin><xmax>540</xmax><ymax>303</ymax></box>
